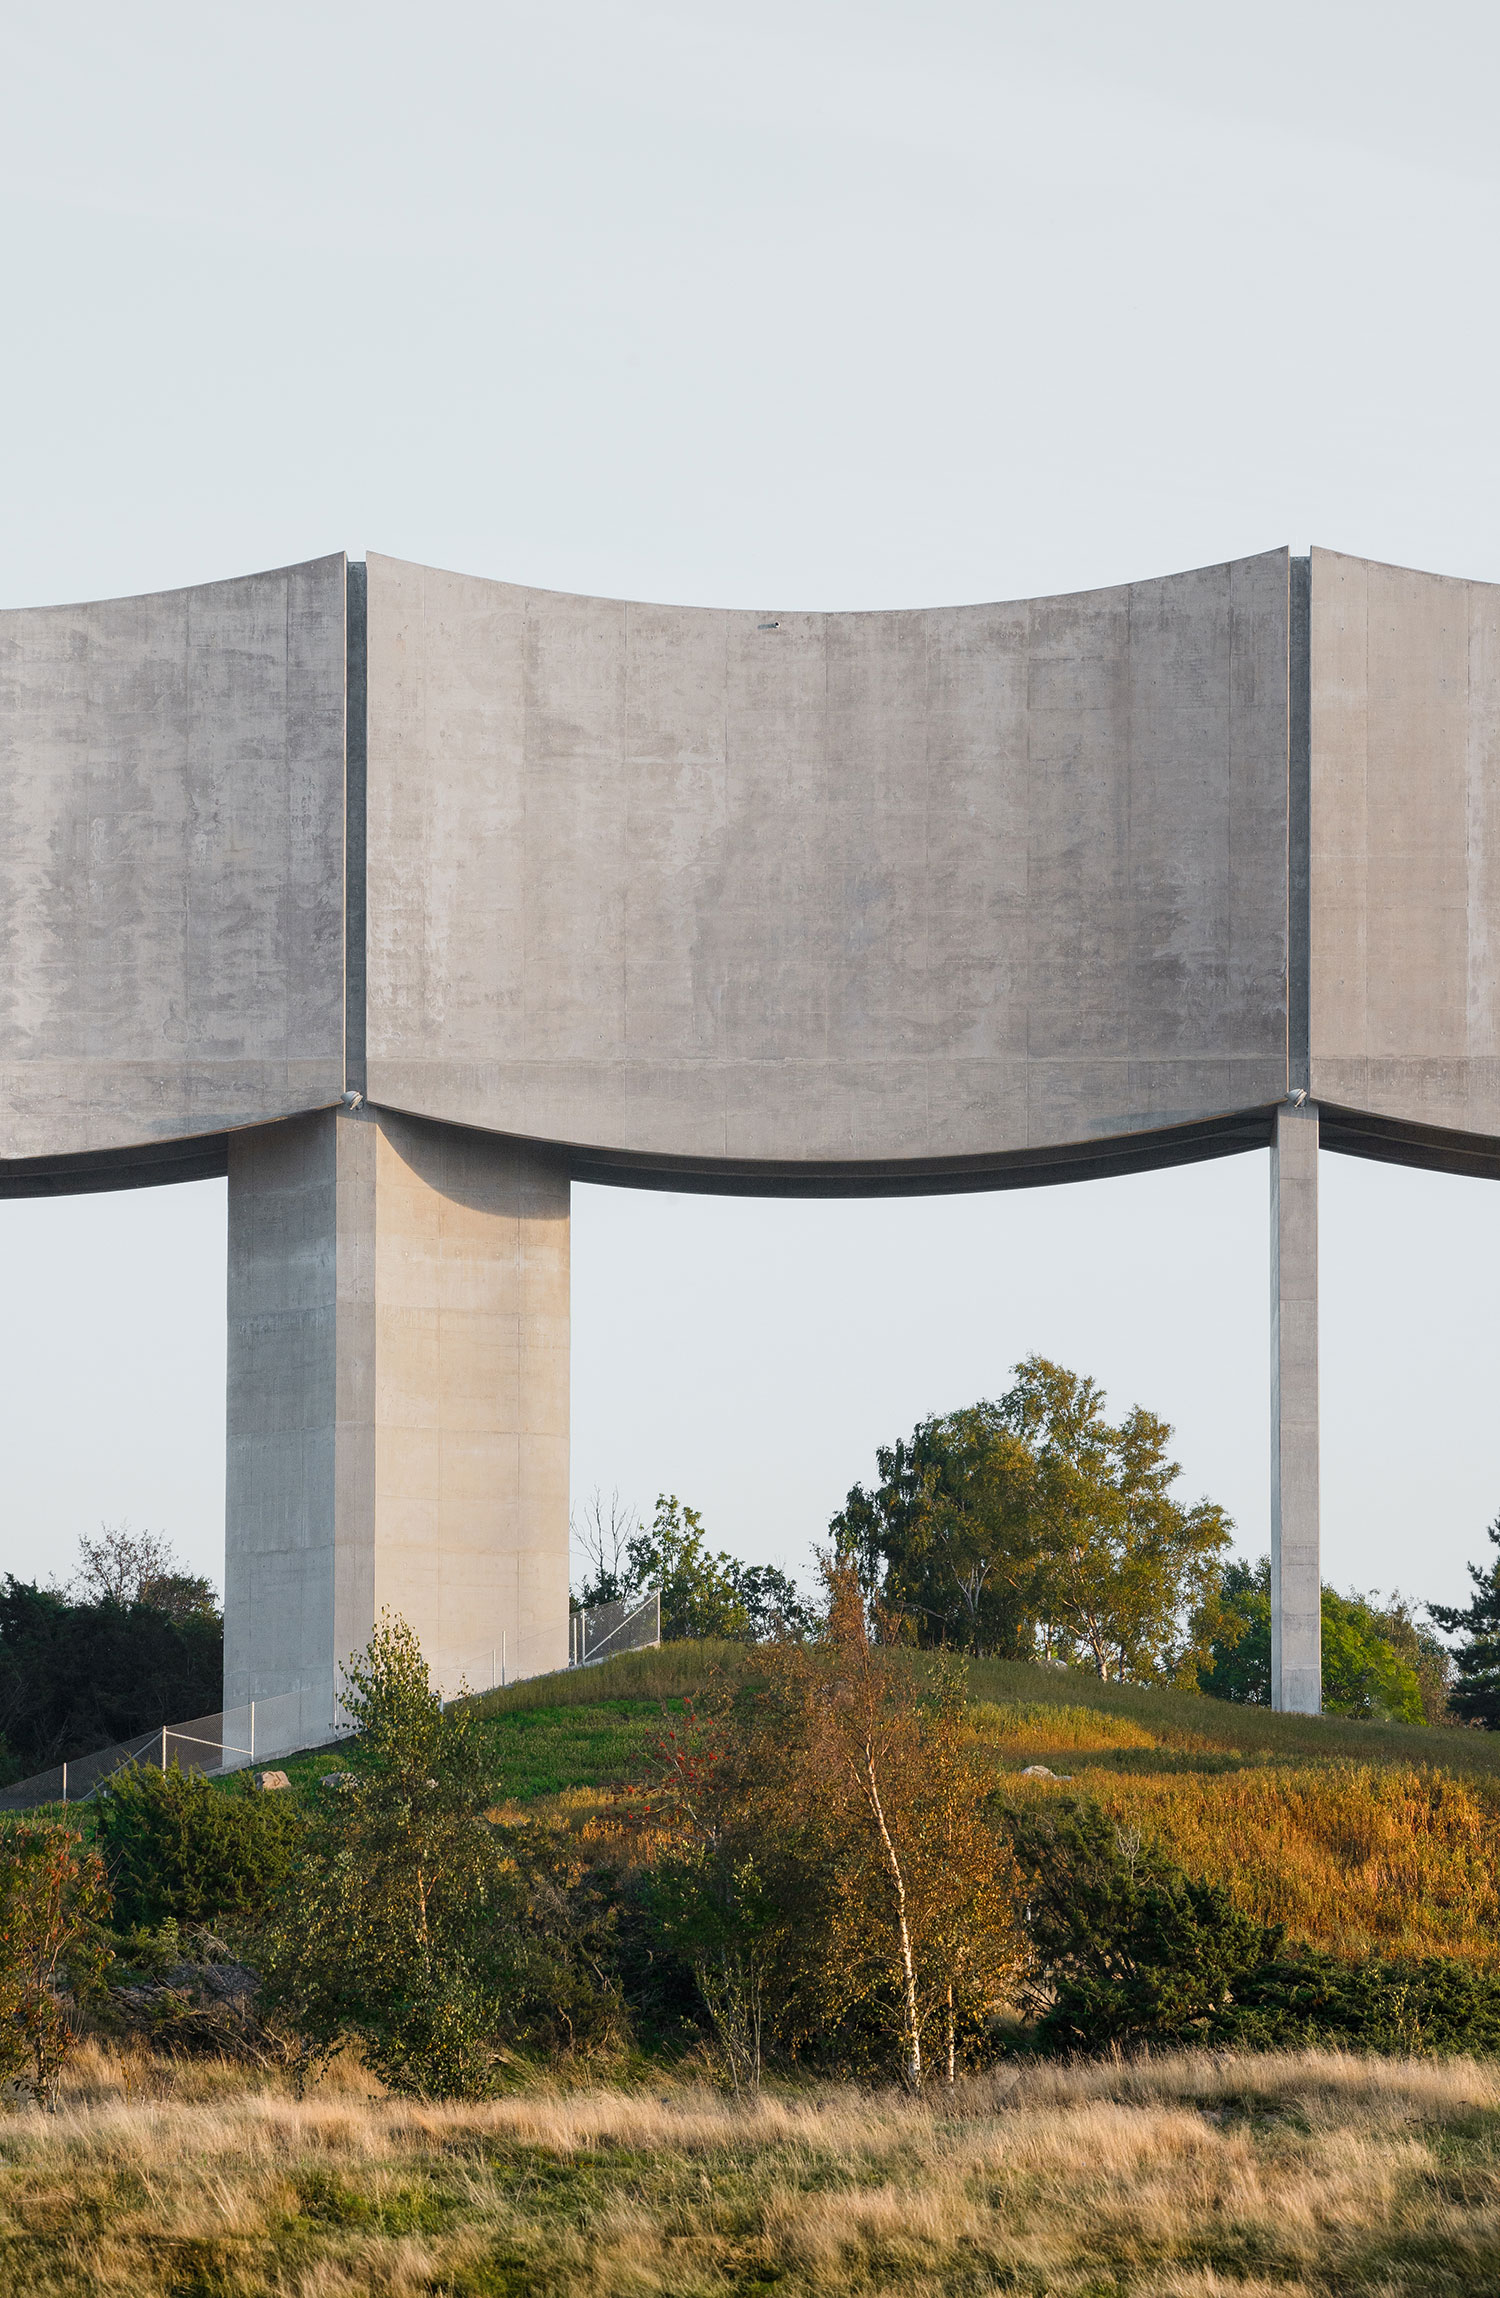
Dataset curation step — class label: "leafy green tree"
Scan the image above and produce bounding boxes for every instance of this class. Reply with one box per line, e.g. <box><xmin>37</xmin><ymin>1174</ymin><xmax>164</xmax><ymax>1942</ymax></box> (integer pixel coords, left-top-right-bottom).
<box><xmin>0</xmin><ymin>1578</ymin><xmax>223</xmax><ymax>1777</ymax></box>
<box><xmin>725</xmin><ymin>1560</ymin><xmax>815</xmax><ymax>1640</ymax></box>
<box><xmin>624</xmin><ymin>1496</ymin><xmax>752</xmax><ymax>1641</ymax></box>
<box><xmin>1195</xmin><ymin>1557</ymin><xmax>1271</xmax><ymax>1702</ymax></box>
<box><xmin>262</xmin><ymin>1616</ymin><xmax>519</xmax><ymax>2098</ymax></box>
<box><xmin>575</xmin><ymin>1489</ymin><xmax>812</xmax><ymax>1641</ymax></box>
<box><xmin>831</xmin><ymin>1405</ymin><xmax>1044</xmax><ymax>1655</ymax></box>
<box><xmin>1370</xmin><ymin>1596</ymin><xmax>1452</xmax><ymax>1726</ymax></box>
<box><xmin>630</xmin><ymin>1496</ymin><xmax>750</xmax><ymax>1640</ymax></box>
<box><xmin>1429</xmin><ymin>1515</ymin><xmax>1500</xmax><ymax>1728</ymax></box>
<box><xmin>1201</xmin><ymin>1559</ymin><xmax>1427</xmax><ymax>1722</ymax></box>
<box><xmin>838</xmin><ymin>1360</ymin><xmax>1233</xmax><ymax>1681</ymax></box>
<box><xmin>1002</xmin><ymin>1358</ymin><xmax>1233</xmax><ymax>1683</ymax></box>
<box><xmin>95</xmin><ymin>1761</ymin><xmax>302</xmax><ymax>1929</ymax></box>
<box><xmin>1321</xmin><ymin>1588</ymin><xmax>1425</xmax><ymax>1723</ymax></box>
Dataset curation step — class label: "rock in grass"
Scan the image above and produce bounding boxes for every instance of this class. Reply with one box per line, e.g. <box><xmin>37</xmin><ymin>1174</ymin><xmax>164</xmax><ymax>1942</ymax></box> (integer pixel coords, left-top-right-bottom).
<box><xmin>1020</xmin><ymin>1763</ymin><xmax>1073</xmax><ymax>1780</ymax></box>
<box><xmin>252</xmin><ymin>1770</ymin><xmax>291</xmax><ymax>1792</ymax></box>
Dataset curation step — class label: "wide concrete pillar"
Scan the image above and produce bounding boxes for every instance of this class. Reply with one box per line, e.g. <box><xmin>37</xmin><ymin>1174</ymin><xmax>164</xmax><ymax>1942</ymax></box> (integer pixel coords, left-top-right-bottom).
<box><xmin>1270</xmin><ymin>1099</ymin><xmax>1320</xmax><ymax>1713</ymax></box>
<box><xmin>225</xmin><ymin>1105</ymin><xmax>569</xmax><ymax>1750</ymax></box>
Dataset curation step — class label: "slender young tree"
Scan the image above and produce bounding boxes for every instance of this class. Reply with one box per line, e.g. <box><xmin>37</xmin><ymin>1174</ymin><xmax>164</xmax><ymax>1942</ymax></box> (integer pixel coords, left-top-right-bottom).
<box><xmin>262</xmin><ymin>1615</ymin><xmax>518</xmax><ymax>2097</ymax></box>
<box><xmin>637</xmin><ymin>1560</ymin><xmax>1019</xmax><ymax>2089</ymax></box>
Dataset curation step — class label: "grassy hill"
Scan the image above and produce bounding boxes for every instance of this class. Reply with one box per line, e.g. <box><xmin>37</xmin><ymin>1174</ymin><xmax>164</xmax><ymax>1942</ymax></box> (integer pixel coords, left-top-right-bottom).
<box><xmin>449</xmin><ymin>1646</ymin><xmax>1500</xmax><ymax>1969</ymax></box>
<box><xmin>44</xmin><ymin>1640</ymin><xmax>1500</xmax><ymax>1970</ymax></box>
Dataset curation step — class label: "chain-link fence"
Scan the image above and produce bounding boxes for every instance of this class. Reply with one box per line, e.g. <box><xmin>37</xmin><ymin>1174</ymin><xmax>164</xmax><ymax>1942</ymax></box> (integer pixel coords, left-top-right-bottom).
<box><xmin>569</xmin><ymin>1589</ymin><xmax>661</xmax><ymax>1667</ymax></box>
<box><xmin>0</xmin><ymin>1600</ymin><xmax>657</xmax><ymax>1812</ymax></box>
<box><xmin>0</xmin><ymin>1684</ymin><xmax>333</xmax><ymax>1813</ymax></box>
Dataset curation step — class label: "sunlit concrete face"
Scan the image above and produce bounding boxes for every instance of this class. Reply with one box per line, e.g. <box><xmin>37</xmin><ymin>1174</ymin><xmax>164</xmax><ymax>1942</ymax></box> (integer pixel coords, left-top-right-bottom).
<box><xmin>1310</xmin><ymin>549</ymin><xmax>1500</xmax><ymax>1146</ymax></box>
<box><xmin>225</xmin><ymin>1107</ymin><xmax>569</xmax><ymax>1731</ymax></box>
<box><xmin>0</xmin><ymin>557</ymin><xmax>346</xmax><ymax>1167</ymax></box>
<box><xmin>364</xmin><ymin>549</ymin><xmax>1293</xmax><ymax>1172</ymax></box>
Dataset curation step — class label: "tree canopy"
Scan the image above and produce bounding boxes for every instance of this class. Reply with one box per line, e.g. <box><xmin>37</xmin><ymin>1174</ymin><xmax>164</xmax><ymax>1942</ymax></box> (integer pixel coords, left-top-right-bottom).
<box><xmin>0</xmin><ymin>1574</ymin><xmax>222</xmax><ymax>1779</ymax></box>
<box><xmin>574</xmin><ymin>1491</ymin><xmax>812</xmax><ymax>1642</ymax></box>
<box><xmin>1429</xmin><ymin>1514</ymin><xmax>1500</xmax><ymax>1728</ymax></box>
<box><xmin>1198</xmin><ymin>1558</ymin><xmax>1441</xmax><ymax>1723</ymax></box>
<box><xmin>831</xmin><ymin>1356</ymin><xmax>1233</xmax><ymax>1683</ymax></box>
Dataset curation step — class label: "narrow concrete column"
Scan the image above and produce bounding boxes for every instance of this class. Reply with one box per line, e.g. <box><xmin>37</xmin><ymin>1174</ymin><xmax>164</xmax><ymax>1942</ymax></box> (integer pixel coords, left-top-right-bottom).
<box><xmin>1270</xmin><ymin>1100</ymin><xmax>1320</xmax><ymax>1713</ymax></box>
<box><xmin>226</xmin><ymin>1106</ymin><xmax>569</xmax><ymax>1750</ymax></box>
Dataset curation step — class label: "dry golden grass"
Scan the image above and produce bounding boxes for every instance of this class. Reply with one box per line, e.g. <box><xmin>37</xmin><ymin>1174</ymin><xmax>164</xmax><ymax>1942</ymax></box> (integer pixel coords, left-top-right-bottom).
<box><xmin>0</xmin><ymin>2042</ymin><xmax>1491</xmax><ymax>2294</ymax></box>
<box><xmin>1009</xmin><ymin>1761</ymin><xmax>1500</xmax><ymax>1966</ymax></box>
<box><xmin>968</xmin><ymin>1697</ymin><xmax>1169</xmax><ymax>1755</ymax></box>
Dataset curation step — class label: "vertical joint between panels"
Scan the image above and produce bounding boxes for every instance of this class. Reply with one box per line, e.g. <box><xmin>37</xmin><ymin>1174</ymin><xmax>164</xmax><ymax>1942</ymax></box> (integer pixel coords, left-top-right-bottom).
<box><xmin>345</xmin><ymin>560</ymin><xmax>368</xmax><ymax>1098</ymax></box>
<box><xmin>1288</xmin><ymin>556</ymin><xmax>1312</xmax><ymax>1096</ymax></box>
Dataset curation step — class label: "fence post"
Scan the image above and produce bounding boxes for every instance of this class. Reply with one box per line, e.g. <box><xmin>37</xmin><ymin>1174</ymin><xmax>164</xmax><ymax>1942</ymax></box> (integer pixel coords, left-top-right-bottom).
<box><xmin>501</xmin><ymin>1631</ymin><xmax>507</xmax><ymax>1687</ymax></box>
<box><xmin>250</xmin><ymin>1700</ymin><xmax>255</xmax><ymax>1763</ymax></box>
<box><xmin>61</xmin><ymin>1761</ymin><xmax>67</xmax><ymax>1805</ymax></box>
<box><xmin>160</xmin><ymin>1724</ymin><xmax>167</xmax><ymax>1772</ymax></box>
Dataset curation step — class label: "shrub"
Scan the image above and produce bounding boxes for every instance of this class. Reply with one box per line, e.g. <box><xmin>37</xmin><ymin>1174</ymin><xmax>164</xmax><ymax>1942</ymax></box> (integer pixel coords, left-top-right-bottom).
<box><xmin>0</xmin><ymin>1822</ymin><xmax>111</xmax><ymax>2107</ymax></box>
<box><xmin>1004</xmin><ymin>1792</ymin><xmax>1500</xmax><ymax>2057</ymax></box>
<box><xmin>95</xmin><ymin>1762</ymin><xmax>301</xmax><ymax>1929</ymax></box>
<box><xmin>1225</xmin><ymin>1948</ymin><xmax>1500</xmax><ymax>2052</ymax></box>
<box><xmin>1002</xmin><ymin>1796</ymin><xmax>1283</xmax><ymax>2050</ymax></box>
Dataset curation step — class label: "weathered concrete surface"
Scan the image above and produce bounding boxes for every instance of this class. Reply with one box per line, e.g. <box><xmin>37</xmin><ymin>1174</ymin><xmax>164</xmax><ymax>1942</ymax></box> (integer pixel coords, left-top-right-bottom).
<box><xmin>0</xmin><ymin>557</ymin><xmax>346</xmax><ymax>1165</ymax></box>
<box><xmin>1271</xmin><ymin>1099</ymin><xmax>1321</xmax><ymax>1714</ymax></box>
<box><xmin>364</xmin><ymin>550</ymin><xmax>1292</xmax><ymax>1170</ymax></box>
<box><xmin>225</xmin><ymin>1107</ymin><xmax>569</xmax><ymax>1744</ymax></box>
<box><xmin>14</xmin><ymin>537</ymin><xmax>1500</xmax><ymax>1746</ymax></box>
<box><xmin>1310</xmin><ymin>549</ymin><xmax>1500</xmax><ymax>1142</ymax></box>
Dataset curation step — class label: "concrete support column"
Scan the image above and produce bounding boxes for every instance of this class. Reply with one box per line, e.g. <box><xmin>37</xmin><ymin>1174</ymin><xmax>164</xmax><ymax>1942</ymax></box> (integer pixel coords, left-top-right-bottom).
<box><xmin>225</xmin><ymin>1106</ymin><xmax>569</xmax><ymax>1750</ymax></box>
<box><xmin>1270</xmin><ymin>1099</ymin><xmax>1320</xmax><ymax>1713</ymax></box>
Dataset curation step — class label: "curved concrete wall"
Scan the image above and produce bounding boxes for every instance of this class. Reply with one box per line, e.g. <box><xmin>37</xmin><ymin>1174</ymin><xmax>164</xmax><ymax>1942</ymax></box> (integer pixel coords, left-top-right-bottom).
<box><xmin>364</xmin><ymin>549</ymin><xmax>1293</xmax><ymax>1177</ymax></box>
<box><xmin>0</xmin><ymin>555</ymin><xmax>346</xmax><ymax>1170</ymax></box>
<box><xmin>8</xmin><ymin>543</ymin><xmax>1500</xmax><ymax>1195</ymax></box>
<box><xmin>1310</xmin><ymin>548</ymin><xmax>1500</xmax><ymax>1154</ymax></box>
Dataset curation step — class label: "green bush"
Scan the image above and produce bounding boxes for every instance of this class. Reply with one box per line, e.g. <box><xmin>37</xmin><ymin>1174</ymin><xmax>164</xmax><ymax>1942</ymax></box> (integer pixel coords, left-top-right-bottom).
<box><xmin>95</xmin><ymin>1762</ymin><xmax>301</xmax><ymax>1929</ymax></box>
<box><xmin>1002</xmin><ymin>1796</ymin><xmax>1283</xmax><ymax>2050</ymax></box>
<box><xmin>1225</xmin><ymin>1949</ymin><xmax>1500</xmax><ymax>2053</ymax></box>
<box><xmin>1003</xmin><ymin>1792</ymin><xmax>1500</xmax><ymax>2056</ymax></box>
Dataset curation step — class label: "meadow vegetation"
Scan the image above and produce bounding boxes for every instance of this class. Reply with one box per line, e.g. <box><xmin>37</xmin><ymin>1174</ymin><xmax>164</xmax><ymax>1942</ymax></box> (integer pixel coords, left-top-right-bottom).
<box><xmin>3</xmin><ymin>2044</ymin><xmax>1500</xmax><ymax>2294</ymax></box>
<box><xmin>1</xmin><ymin>1618</ymin><xmax>1500</xmax><ymax>2285</ymax></box>
<box><xmin>3</xmin><ymin>1369</ymin><xmax>1499</xmax><ymax>2287</ymax></box>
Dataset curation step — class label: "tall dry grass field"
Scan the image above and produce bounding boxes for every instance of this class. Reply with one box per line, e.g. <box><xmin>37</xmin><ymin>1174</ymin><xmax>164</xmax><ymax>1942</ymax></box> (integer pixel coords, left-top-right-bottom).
<box><xmin>0</xmin><ymin>2044</ymin><xmax>1493</xmax><ymax>2294</ymax></box>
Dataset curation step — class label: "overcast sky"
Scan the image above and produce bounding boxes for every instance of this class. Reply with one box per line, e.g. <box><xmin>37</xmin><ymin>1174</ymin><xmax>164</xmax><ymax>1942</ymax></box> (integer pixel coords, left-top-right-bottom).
<box><xmin>2</xmin><ymin>1</ymin><xmax>1498</xmax><ymax>1611</ymax></box>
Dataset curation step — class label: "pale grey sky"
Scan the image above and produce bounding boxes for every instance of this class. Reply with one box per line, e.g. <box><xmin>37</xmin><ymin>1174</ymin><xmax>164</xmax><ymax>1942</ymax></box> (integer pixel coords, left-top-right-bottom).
<box><xmin>2</xmin><ymin>1</ymin><xmax>1497</xmax><ymax>1608</ymax></box>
